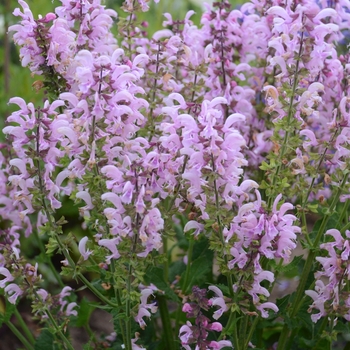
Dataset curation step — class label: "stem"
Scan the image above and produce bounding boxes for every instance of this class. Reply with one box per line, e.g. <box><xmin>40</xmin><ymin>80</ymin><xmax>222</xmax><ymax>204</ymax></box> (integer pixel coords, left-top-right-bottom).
<box><xmin>182</xmin><ymin>238</ymin><xmax>194</xmax><ymax>294</ymax></box>
<box><xmin>268</xmin><ymin>30</ymin><xmax>304</xmax><ymax>208</ymax></box>
<box><xmin>211</xmin><ymin>153</ymin><xmax>234</xmax><ymax>295</ymax></box>
<box><xmin>110</xmin><ymin>261</ymin><xmax>128</xmax><ymax>345</ymax></box>
<box><xmin>157</xmin><ymin>295</ymin><xmax>176</xmax><ymax>350</ymax></box>
<box><xmin>125</xmin><ymin>264</ymin><xmax>133</xmax><ymax>350</ymax></box>
<box><xmin>338</xmin><ymin>199</ymin><xmax>350</xmax><ymax>230</ymax></box>
<box><xmin>33</xmin><ymin>229</ymin><xmax>64</xmax><ymax>288</ymax></box>
<box><xmin>5</xmin><ymin>320</ymin><xmax>35</xmax><ymax>350</ymax></box>
<box><xmin>163</xmin><ymin>236</ymin><xmax>169</xmax><ymax>282</ymax></box>
<box><xmin>45</xmin><ymin>308</ymin><xmax>75</xmax><ymax>350</ymax></box>
<box><xmin>148</xmin><ymin>43</ymin><xmax>161</xmax><ymax>142</ymax></box>
<box><xmin>77</xmin><ymin>273</ymin><xmax>118</xmax><ymax>308</ymax></box>
<box><xmin>244</xmin><ymin>316</ymin><xmax>259</xmax><ymax>349</ymax></box>
<box><xmin>239</xmin><ymin>314</ymin><xmax>249</xmax><ymax>348</ymax></box>
<box><xmin>232</xmin><ymin>313</ymin><xmax>240</xmax><ymax>350</ymax></box>
<box><xmin>116</xmin><ymin>289</ymin><xmax>127</xmax><ymax>347</ymax></box>
<box><xmin>301</xmin><ymin>128</ymin><xmax>338</xmax><ymax>211</ymax></box>
<box><xmin>14</xmin><ymin>308</ymin><xmax>36</xmax><ymax>345</ymax></box>
<box><xmin>211</xmin><ymin>152</ymin><xmax>240</xmax><ymax>346</ymax></box>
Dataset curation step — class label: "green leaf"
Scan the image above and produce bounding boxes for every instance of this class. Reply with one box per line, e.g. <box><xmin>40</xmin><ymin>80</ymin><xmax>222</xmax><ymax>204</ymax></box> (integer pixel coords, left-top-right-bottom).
<box><xmin>34</xmin><ymin>329</ymin><xmax>55</xmax><ymax>350</ymax></box>
<box><xmin>274</xmin><ymin>255</ymin><xmax>304</xmax><ymax>276</ymax></box>
<box><xmin>180</xmin><ymin>256</ymin><xmax>211</xmax><ymax>293</ymax></box>
<box><xmin>144</xmin><ymin>267</ymin><xmax>179</xmax><ymax>302</ymax></box>
<box><xmin>46</xmin><ymin>236</ymin><xmax>59</xmax><ymax>255</ymax></box>
<box><xmin>0</xmin><ymin>297</ymin><xmax>16</xmax><ymax>327</ymax></box>
<box><xmin>75</xmin><ymin>298</ymin><xmax>96</xmax><ymax>327</ymax></box>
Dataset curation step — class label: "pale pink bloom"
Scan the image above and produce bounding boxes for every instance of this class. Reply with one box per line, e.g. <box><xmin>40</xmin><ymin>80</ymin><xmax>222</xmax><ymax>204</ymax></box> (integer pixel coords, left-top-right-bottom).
<box><xmin>184</xmin><ymin>221</ymin><xmax>204</xmax><ymax>237</ymax></box>
<box><xmin>208</xmin><ymin>340</ymin><xmax>233</xmax><ymax>349</ymax></box>
<box><xmin>98</xmin><ymin>238</ymin><xmax>121</xmax><ymax>263</ymax></box>
<box><xmin>65</xmin><ymin>302</ymin><xmax>78</xmax><ymax>316</ymax></box>
<box><xmin>5</xmin><ymin>283</ymin><xmax>23</xmax><ymax>304</ymax></box>
<box><xmin>78</xmin><ymin>236</ymin><xmax>92</xmax><ymax>261</ymax></box>
<box><xmin>256</xmin><ymin>302</ymin><xmax>279</xmax><ymax>318</ymax></box>
<box><xmin>37</xmin><ymin>289</ymin><xmax>49</xmax><ymax>301</ymax></box>
<box><xmin>0</xmin><ymin>267</ymin><xmax>14</xmax><ymax>288</ymax></box>
<box><xmin>208</xmin><ymin>286</ymin><xmax>228</xmax><ymax>320</ymax></box>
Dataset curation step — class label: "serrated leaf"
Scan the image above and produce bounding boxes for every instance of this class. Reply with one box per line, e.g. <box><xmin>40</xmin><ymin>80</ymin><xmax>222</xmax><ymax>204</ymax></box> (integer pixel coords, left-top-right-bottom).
<box><xmin>0</xmin><ymin>298</ymin><xmax>16</xmax><ymax>327</ymax></box>
<box><xmin>144</xmin><ymin>267</ymin><xmax>179</xmax><ymax>302</ymax></box>
<box><xmin>46</xmin><ymin>237</ymin><xmax>59</xmax><ymax>255</ymax></box>
<box><xmin>181</xmin><ymin>256</ymin><xmax>211</xmax><ymax>293</ymax></box>
<box><xmin>34</xmin><ymin>329</ymin><xmax>55</xmax><ymax>350</ymax></box>
<box><xmin>275</xmin><ymin>255</ymin><xmax>304</xmax><ymax>274</ymax></box>
<box><xmin>75</xmin><ymin>298</ymin><xmax>96</xmax><ymax>327</ymax></box>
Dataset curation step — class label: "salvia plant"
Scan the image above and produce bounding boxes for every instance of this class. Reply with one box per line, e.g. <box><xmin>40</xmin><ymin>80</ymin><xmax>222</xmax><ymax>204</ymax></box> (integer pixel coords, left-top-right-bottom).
<box><xmin>2</xmin><ymin>0</ymin><xmax>350</xmax><ymax>349</ymax></box>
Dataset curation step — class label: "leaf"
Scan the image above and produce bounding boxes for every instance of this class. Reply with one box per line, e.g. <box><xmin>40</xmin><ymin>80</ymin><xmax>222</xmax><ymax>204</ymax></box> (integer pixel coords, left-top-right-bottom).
<box><xmin>276</xmin><ymin>294</ymin><xmax>291</xmax><ymax>315</ymax></box>
<box><xmin>169</xmin><ymin>260</ymin><xmax>186</xmax><ymax>285</ymax></box>
<box><xmin>46</xmin><ymin>236</ymin><xmax>59</xmax><ymax>255</ymax></box>
<box><xmin>0</xmin><ymin>297</ymin><xmax>16</xmax><ymax>327</ymax></box>
<box><xmin>274</xmin><ymin>255</ymin><xmax>305</xmax><ymax>276</ymax></box>
<box><xmin>144</xmin><ymin>267</ymin><xmax>179</xmax><ymax>302</ymax></box>
<box><xmin>75</xmin><ymin>298</ymin><xmax>96</xmax><ymax>327</ymax></box>
<box><xmin>181</xmin><ymin>256</ymin><xmax>211</xmax><ymax>293</ymax></box>
<box><xmin>34</xmin><ymin>329</ymin><xmax>55</xmax><ymax>350</ymax></box>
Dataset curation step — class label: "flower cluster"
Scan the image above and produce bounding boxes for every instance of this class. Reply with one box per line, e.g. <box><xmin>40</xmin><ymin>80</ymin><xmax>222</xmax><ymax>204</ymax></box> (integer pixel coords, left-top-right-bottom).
<box><xmin>180</xmin><ymin>286</ymin><xmax>232</xmax><ymax>350</ymax></box>
<box><xmin>306</xmin><ymin>229</ymin><xmax>350</xmax><ymax>322</ymax></box>
<box><xmin>4</xmin><ymin>0</ymin><xmax>350</xmax><ymax>349</ymax></box>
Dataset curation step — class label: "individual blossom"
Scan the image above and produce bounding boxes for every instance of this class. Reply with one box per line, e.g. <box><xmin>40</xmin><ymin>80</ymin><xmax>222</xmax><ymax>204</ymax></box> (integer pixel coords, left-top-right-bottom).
<box><xmin>135</xmin><ymin>288</ymin><xmax>158</xmax><ymax>329</ymax></box>
<box><xmin>0</xmin><ymin>267</ymin><xmax>15</xmax><ymax>288</ymax></box>
<box><xmin>5</xmin><ymin>283</ymin><xmax>23</xmax><ymax>304</ymax></box>
<box><xmin>78</xmin><ymin>236</ymin><xmax>92</xmax><ymax>261</ymax></box>
<box><xmin>208</xmin><ymin>285</ymin><xmax>229</xmax><ymax>320</ymax></box>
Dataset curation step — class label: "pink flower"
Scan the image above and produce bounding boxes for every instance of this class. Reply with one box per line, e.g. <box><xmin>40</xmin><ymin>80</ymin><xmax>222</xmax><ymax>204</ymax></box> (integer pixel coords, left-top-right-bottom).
<box><xmin>208</xmin><ymin>340</ymin><xmax>233</xmax><ymax>349</ymax></box>
<box><xmin>184</xmin><ymin>221</ymin><xmax>204</xmax><ymax>237</ymax></box>
<box><xmin>5</xmin><ymin>283</ymin><xmax>23</xmax><ymax>304</ymax></box>
<box><xmin>208</xmin><ymin>286</ymin><xmax>228</xmax><ymax>320</ymax></box>
<box><xmin>0</xmin><ymin>267</ymin><xmax>14</xmax><ymax>288</ymax></box>
<box><xmin>256</xmin><ymin>302</ymin><xmax>279</xmax><ymax>318</ymax></box>
<box><xmin>78</xmin><ymin>236</ymin><xmax>92</xmax><ymax>261</ymax></box>
<box><xmin>98</xmin><ymin>238</ymin><xmax>121</xmax><ymax>263</ymax></box>
<box><xmin>135</xmin><ymin>288</ymin><xmax>158</xmax><ymax>329</ymax></box>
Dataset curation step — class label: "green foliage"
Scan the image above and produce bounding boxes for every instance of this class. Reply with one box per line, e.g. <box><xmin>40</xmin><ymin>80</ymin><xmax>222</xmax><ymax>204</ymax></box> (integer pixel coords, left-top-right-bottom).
<box><xmin>144</xmin><ymin>267</ymin><xmax>179</xmax><ymax>302</ymax></box>
<box><xmin>0</xmin><ymin>297</ymin><xmax>16</xmax><ymax>327</ymax></box>
<box><xmin>34</xmin><ymin>329</ymin><xmax>55</xmax><ymax>350</ymax></box>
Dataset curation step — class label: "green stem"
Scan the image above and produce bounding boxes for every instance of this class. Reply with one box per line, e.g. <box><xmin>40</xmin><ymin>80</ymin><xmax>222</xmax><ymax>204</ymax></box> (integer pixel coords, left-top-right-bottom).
<box><xmin>341</xmin><ymin>221</ymin><xmax>350</xmax><ymax>234</ymax></box>
<box><xmin>338</xmin><ymin>199</ymin><xmax>350</xmax><ymax>230</ymax></box>
<box><xmin>211</xmin><ymin>153</ymin><xmax>234</xmax><ymax>294</ymax></box>
<box><xmin>239</xmin><ymin>314</ymin><xmax>249</xmax><ymax>348</ymax></box>
<box><xmin>116</xmin><ymin>289</ymin><xmax>127</xmax><ymax>347</ymax></box>
<box><xmin>163</xmin><ymin>236</ymin><xmax>169</xmax><ymax>282</ymax></box>
<box><xmin>219</xmin><ymin>310</ymin><xmax>239</xmax><ymax>348</ymax></box>
<box><xmin>77</xmin><ymin>273</ymin><xmax>118</xmax><ymax>308</ymax></box>
<box><xmin>244</xmin><ymin>316</ymin><xmax>259</xmax><ymax>349</ymax></box>
<box><xmin>45</xmin><ymin>309</ymin><xmax>75</xmax><ymax>350</ymax></box>
<box><xmin>232</xmin><ymin>312</ymin><xmax>240</xmax><ymax>350</ymax></box>
<box><xmin>175</xmin><ymin>303</ymin><xmax>183</xmax><ymax>339</ymax></box>
<box><xmin>14</xmin><ymin>308</ymin><xmax>36</xmax><ymax>345</ymax></box>
<box><xmin>5</xmin><ymin>320</ymin><xmax>35</xmax><ymax>350</ymax></box>
<box><xmin>268</xmin><ymin>31</ymin><xmax>304</xmax><ymax>208</ymax></box>
<box><xmin>182</xmin><ymin>238</ymin><xmax>194</xmax><ymax>294</ymax></box>
<box><xmin>110</xmin><ymin>262</ymin><xmax>128</xmax><ymax>346</ymax></box>
<box><xmin>33</xmin><ymin>230</ymin><xmax>64</xmax><ymax>288</ymax></box>
<box><xmin>157</xmin><ymin>295</ymin><xmax>176</xmax><ymax>350</ymax></box>
<box><xmin>125</xmin><ymin>264</ymin><xmax>133</xmax><ymax>350</ymax></box>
